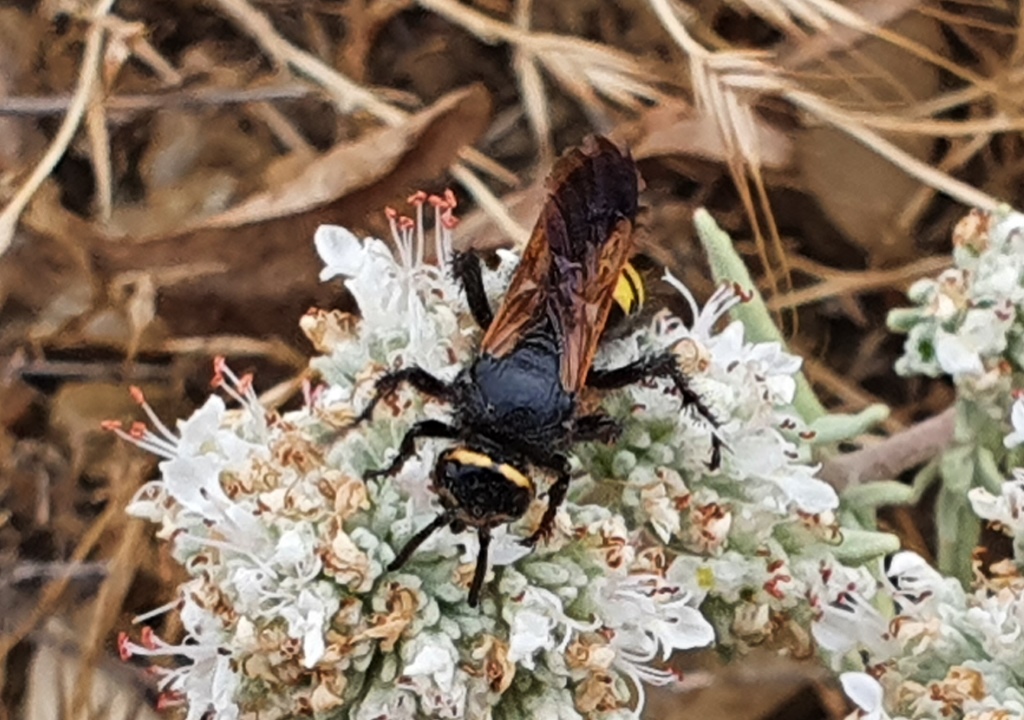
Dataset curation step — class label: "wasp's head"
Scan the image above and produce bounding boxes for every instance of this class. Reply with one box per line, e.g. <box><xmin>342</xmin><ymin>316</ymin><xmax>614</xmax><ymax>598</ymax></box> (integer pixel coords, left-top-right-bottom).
<box><xmin>432</xmin><ymin>447</ymin><xmax>535</xmax><ymax>528</ymax></box>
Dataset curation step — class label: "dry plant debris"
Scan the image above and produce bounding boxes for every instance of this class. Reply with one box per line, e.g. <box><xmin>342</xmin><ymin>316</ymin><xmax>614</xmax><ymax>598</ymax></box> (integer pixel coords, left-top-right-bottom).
<box><xmin>0</xmin><ymin>1</ymin><xmax>1022</xmax><ymax>719</ymax></box>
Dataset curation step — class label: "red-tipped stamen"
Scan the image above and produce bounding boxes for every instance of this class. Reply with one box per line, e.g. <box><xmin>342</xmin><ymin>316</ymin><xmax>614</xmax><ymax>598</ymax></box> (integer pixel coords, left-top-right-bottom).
<box><xmin>156</xmin><ymin>691</ymin><xmax>185</xmax><ymax>711</ymax></box>
<box><xmin>210</xmin><ymin>358</ymin><xmax>262</xmax><ymax>417</ymax></box>
<box><xmin>129</xmin><ymin>386</ymin><xmax>177</xmax><ymax>444</ymax></box>
<box><xmin>141</xmin><ymin>625</ymin><xmax>159</xmax><ymax>650</ymax></box>
<box><xmin>238</xmin><ymin>373</ymin><xmax>254</xmax><ymax>395</ymax></box>
<box><xmin>386</xmin><ymin>209</ymin><xmax>411</xmax><ymax>268</ymax></box>
<box><xmin>407</xmin><ymin>190</ymin><xmax>428</xmax><ymax>205</ymax></box>
<box><xmin>105</xmin><ymin>418</ymin><xmax>178</xmax><ymax>458</ymax></box>
<box><xmin>764</xmin><ymin>575</ymin><xmax>791</xmax><ymax>599</ymax></box>
<box><xmin>118</xmin><ymin>632</ymin><xmax>133</xmax><ymax>661</ymax></box>
<box><xmin>412</xmin><ymin>191</ymin><xmax>426</xmax><ymax>265</ymax></box>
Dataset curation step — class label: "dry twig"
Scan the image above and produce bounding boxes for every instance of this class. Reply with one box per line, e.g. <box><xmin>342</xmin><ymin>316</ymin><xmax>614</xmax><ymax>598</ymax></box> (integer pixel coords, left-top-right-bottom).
<box><xmin>820</xmin><ymin>407</ymin><xmax>955</xmax><ymax>491</ymax></box>
<box><xmin>0</xmin><ymin>0</ymin><xmax>116</xmax><ymax>257</ymax></box>
<box><xmin>211</xmin><ymin>0</ymin><xmax>527</xmax><ymax>240</ymax></box>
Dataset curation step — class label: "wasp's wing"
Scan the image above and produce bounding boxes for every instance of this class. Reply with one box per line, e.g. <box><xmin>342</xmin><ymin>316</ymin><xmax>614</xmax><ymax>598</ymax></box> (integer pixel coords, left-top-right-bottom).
<box><xmin>480</xmin><ymin>136</ymin><xmax>640</xmax><ymax>392</ymax></box>
<box><xmin>477</xmin><ymin>219</ymin><xmax>552</xmax><ymax>358</ymax></box>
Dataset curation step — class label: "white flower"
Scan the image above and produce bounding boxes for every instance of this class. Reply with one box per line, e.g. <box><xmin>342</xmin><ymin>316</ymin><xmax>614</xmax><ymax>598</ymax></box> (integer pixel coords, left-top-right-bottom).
<box><xmin>728</xmin><ymin>428</ymin><xmax>837</xmax><ymax>513</ymax></box>
<box><xmin>934</xmin><ymin>328</ymin><xmax>986</xmax><ymax>377</ymax></box>
<box><xmin>885</xmin><ymin>551</ymin><xmax>961</xmax><ymax>607</ymax></box>
<box><xmin>505</xmin><ymin>587</ymin><xmax>595</xmax><ymax>670</ymax></box>
<box><xmin>807</xmin><ymin>558</ymin><xmax>895</xmax><ymax>661</ymax></box>
<box><xmin>118</xmin><ymin>381</ymin><xmax>269</xmax><ymax>545</ymax></box>
<box><xmin>600</xmin><ymin>573</ymin><xmax>714</xmax><ymax>674</ymax></box>
<box><xmin>892</xmin><ymin>210</ymin><xmax>1024</xmax><ymax>383</ymax></box>
<box><xmin>398</xmin><ymin>633</ymin><xmax>467</xmax><ymax>718</ymax></box>
<box><xmin>1005</xmin><ymin>395</ymin><xmax>1024</xmax><ymax>448</ymax></box>
<box><xmin>969</xmin><ymin>474</ymin><xmax>1024</xmax><ymax>538</ymax></box>
<box><xmin>119</xmin><ymin>592</ymin><xmax>239</xmax><ymax>720</ymax></box>
<box><xmin>279</xmin><ymin>588</ymin><xmax>331</xmax><ymax>668</ymax></box>
<box><xmin>840</xmin><ymin>672</ymin><xmax>892</xmax><ymax>720</ymax></box>
<box><xmin>120</xmin><ymin>194</ymin><xmax>887</xmax><ymax>720</ymax></box>
<box><xmin>313</xmin><ymin>193</ymin><xmax>461</xmax><ymax>373</ymax></box>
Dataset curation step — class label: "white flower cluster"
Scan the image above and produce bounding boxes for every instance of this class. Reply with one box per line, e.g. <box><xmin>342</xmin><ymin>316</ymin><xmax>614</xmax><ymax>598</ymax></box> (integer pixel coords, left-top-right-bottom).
<box><xmin>115</xmin><ymin>194</ymin><xmax>849</xmax><ymax>720</ymax></box>
<box><xmin>890</xmin><ymin>209</ymin><xmax>1024</xmax><ymax>381</ymax></box>
<box><xmin>837</xmin><ymin>397</ymin><xmax>1024</xmax><ymax>720</ymax></box>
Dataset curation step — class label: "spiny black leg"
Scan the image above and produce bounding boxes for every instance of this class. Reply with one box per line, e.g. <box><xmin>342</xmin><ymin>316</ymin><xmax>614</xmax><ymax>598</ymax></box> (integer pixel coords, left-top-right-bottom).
<box><xmin>520</xmin><ymin>460</ymin><xmax>571</xmax><ymax>548</ymax></box>
<box><xmin>587</xmin><ymin>353</ymin><xmax>724</xmax><ymax>470</ymax></box>
<box><xmin>388</xmin><ymin>510</ymin><xmax>453</xmax><ymax>571</ymax></box>
<box><xmin>451</xmin><ymin>251</ymin><xmax>494</xmax><ymax>331</ymax></box>
<box><xmin>468</xmin><ymin>528</ymin><xmax>491</xmax><ymax>607</ymax></box>
<box><xmin>366</xmin><ymin>419</ymin><xmax>459</xmax><ymax>479</ymax></box>
<box><xmin>585</xmin><ymin>354</ymin><xmax>665</xmax><ymax>390</ymax></box>
<box><xmin>355</xmin><ymin>366</ymin><xmax>452</xmax><ymax>424</ymax></box>
<box><xmin>573</xmin><ymin>412</ymin><xmax>622</xmax><ymax>444</ymax></box>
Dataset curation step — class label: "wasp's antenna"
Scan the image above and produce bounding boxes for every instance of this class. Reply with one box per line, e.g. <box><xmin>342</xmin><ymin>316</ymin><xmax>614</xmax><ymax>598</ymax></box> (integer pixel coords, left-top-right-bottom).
<box><xmin>388</xmin><ymin>511</ymin><xmax>453</xmax><ymax>571</ymax></box>
<box><xmin>468</xmin><ymin>528</ymin><xmax>492</xmax><ymax>607</ymax></box>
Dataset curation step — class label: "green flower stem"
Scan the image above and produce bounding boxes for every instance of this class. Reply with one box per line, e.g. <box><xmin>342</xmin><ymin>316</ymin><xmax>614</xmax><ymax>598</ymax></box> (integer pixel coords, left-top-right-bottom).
<box><xmin>694</xmin><ymin>209</ymin><xmax>827</xmax><ymax>422</ymax></box>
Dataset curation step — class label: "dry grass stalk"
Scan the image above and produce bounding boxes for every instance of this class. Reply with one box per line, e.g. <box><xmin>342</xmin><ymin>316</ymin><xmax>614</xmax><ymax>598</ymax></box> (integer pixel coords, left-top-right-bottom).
<box><xmin>0</xmin><ymin>0</ymin><xmax>116</xmax><ymax>258</ymax></box>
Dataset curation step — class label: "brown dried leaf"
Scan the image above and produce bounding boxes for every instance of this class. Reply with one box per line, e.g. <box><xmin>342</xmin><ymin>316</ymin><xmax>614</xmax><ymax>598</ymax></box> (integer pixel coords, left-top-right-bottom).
<box><xmin>93</xmin><ymin>84</ymin><xmax>492</xmax><ymax>339</ymax></box>
<box><xmin>626</xmin><ymin>101</ymin><xmax>795</xmax><ymax>171</ymax></box>
<box><xmin>0</xmin><ymin>187</ymin><xmax>96</xmax><ymax>347</ymax></box>
<box><xmin>792</xmin><ymin>13</ymin><xmax>944</xmax><ymax>264</ymax></box>
<box><xmin>177</xmin><ymin>83</ymin><xmax>492</xmax><ymax>233</ymax></box>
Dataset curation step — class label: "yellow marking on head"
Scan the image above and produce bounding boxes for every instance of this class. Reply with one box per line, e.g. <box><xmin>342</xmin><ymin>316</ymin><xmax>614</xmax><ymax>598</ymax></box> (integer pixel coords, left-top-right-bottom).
<box><xmin>613</xmin><ymin>262</ymin><xmax>645</xmax><ymax>315</ymax></box>
<box><xmin>447</xmin><ymin>448</ymin><xmax>533</xmax><ymax>491</ymax></box>
<box><xmin>495</xmin><ymin>463</ymin><xmax>532</xmax><ymax>491</ymax></box>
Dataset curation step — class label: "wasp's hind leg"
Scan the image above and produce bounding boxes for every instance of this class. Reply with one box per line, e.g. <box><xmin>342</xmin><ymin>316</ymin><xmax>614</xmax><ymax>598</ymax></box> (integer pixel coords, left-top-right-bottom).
<box><xmin>451</xmin><ymin>251</ymin><xmax>494</xmax><ymax>331</ymax></box>
<box><xmin>366</xmin><ymin>419</ymin><xmax>459</xmax><ymax>479</ymax></box>
<box><xmin>467</xmin><ymin>527</ymin><xmax>492</xmax><ymax>607</ymax></box>
<box><xmin>355</xmin><ymin>366</ymin><xmax>452</xmax><ymax>424</ymax></box>
<box><xmin>520</xmin><ymin>457</ymin><xmax>571</xmax><ymax>548</ymax></box>
<box><xmin>587</xmin><ymin>354</ymin><xmax>724</xmax><ymax>469</ymax></box>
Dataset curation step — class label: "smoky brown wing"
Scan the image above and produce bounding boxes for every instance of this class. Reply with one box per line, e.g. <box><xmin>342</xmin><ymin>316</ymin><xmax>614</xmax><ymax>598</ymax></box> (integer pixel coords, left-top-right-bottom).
<box><xmin>556</xmin><ymin>217</ymin><xmax>635</xmax><ymax>392</ymax></box>
<box><xmin>479</xmin><ymin>222</ymin><xmax>551</xmax><ymax>357</ymax></box>
<box><xmin>480</xmin><ymin>135</ymin><xmax>640</xmax><ymax>389</ymax></box>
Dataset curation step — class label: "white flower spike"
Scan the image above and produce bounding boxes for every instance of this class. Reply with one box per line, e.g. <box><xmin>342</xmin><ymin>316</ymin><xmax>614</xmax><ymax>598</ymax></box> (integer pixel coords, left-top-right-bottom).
<box><xmin>117</xmin><ymin>191</ymin><xmax>850</xmax><ymax>719</ymax></box>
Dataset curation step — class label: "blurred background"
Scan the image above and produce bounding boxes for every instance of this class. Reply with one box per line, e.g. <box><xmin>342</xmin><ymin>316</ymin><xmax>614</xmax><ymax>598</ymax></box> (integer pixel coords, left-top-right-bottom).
<box><xmin>0</xmin><ymin>0</ymin><xmax>1019</xmax><ymax>718</ymax></box>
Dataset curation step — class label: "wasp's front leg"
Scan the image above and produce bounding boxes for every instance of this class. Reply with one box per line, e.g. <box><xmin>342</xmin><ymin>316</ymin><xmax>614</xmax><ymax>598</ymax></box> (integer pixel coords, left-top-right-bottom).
<box><xmin>355</xmin><ymin>366</ymin><xmax>453</xmax><ymax>424</ymax></box>
<box><xmin>366</xmin><ymin>419</ymin><xmax>459</xmax><ymax>479</ymax></box>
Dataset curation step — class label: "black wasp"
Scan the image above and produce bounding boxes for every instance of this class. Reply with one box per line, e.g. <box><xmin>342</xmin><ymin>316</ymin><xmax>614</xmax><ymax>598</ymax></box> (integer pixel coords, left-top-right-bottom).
<box><xmin>354</xmin><ymin>136</ymin><xmax>721</xmax><ymax>606</ymax></box>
